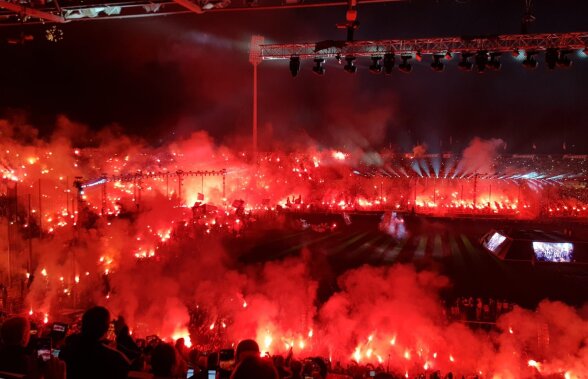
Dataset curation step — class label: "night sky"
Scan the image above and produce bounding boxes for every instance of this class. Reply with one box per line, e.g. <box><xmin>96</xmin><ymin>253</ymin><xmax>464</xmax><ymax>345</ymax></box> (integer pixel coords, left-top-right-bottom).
<box><xmin>0</xmin><ymin>0</ymin><xmax>587</xmax><ymax>153</ymax></box>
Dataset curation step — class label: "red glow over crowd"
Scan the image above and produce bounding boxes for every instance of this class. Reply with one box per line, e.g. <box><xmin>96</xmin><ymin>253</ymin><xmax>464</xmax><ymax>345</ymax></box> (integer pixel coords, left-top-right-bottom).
<box><xmin>2</xmin><ymin>124</ymin><xmax>588</xmax><ymax>378</ymax></box>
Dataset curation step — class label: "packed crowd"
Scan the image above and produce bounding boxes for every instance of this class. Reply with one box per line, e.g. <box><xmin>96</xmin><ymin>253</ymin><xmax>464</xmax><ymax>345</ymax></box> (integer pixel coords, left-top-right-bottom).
<box><xmin>0</xmin><ymin>307</ymin><xmax>468</xmax><ymax>379</ymax></box>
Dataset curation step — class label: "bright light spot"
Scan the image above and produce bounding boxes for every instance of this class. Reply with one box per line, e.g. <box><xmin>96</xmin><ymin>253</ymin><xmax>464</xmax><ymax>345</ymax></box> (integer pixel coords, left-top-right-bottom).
<box><xmin>404</xmin><ymin>350</ymin><xmax>411</xmax><ymax>360</ymax></box>
<box><xmin>41</xmin><ymin>268</ymin><xmax>47</xmax><ymax>277</ymax></box>
<box><xmin>264</xmin><ymin>333</ymin><xmax>273</xmax><ymax>349</ymax></box>
<box><xmin>353</xmin><ymin>347</ymin><xmax>361</xmax><ymax>362</ymax></box>
<box><xmin>332</xmin><ymin>151</ymin><xmax>347</xmax><ymax>160</ymax></box>
<box><xmin>172</xmin><ymin>328</ymin><xmax>192</xmax><ymax>348</ymax></box>
<box><xmin>528</xmin><ymin>360</ymin><xmax>541</xmax><ymax>371</ymax></box>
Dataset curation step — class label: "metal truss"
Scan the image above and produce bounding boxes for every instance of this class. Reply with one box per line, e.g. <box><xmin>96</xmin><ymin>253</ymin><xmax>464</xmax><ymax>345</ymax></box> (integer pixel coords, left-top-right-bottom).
<box><xmin>259</xmin><ymin>32</ymin><xmax>588</xmax><ymax>60</ymax></box>
<box><xmin>0</xmin><ymin>0</ymin><xmax>405</xmax><ymax>26</ymax></box>
<box><xmin>80</xmin><ymin>169</ymin><xmax>227</xmax><ymax>188</ymax></box>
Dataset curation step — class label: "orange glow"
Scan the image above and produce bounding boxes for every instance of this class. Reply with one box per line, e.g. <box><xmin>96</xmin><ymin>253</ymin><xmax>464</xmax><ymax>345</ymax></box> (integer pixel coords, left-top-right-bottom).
<box><xmin>172</xmin><ymin>328</ymin><xmax>192</xmax><ymax>348</ymax></box>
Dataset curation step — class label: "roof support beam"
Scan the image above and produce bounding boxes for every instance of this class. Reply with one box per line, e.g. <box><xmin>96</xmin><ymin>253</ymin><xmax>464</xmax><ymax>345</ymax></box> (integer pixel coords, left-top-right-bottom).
<box><xmin>260</xmin><ymin>32</ymin><xmax>588</xmax><ymax>60</ymax></box>
<box><xmin>0</xmin><ymin>0</ymin><xmax>65</xmax><ymax>22</ymax></box>
<box><xmin>172</xmin><ymin>0</ymin><xmax>204</xmax><ymax>14</ymax></box>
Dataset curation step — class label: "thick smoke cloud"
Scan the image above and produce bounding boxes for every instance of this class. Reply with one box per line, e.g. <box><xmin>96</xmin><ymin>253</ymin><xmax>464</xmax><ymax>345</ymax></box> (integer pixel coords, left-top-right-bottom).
<box><xmin>459</xmin><ymin>137</ymin><xmax>505</xmax><ymax>176</ymax></box>
<box><xmin>1</xmin><ymin>116</ymin><xmax>587</xmax><ymax>377</ymax></box>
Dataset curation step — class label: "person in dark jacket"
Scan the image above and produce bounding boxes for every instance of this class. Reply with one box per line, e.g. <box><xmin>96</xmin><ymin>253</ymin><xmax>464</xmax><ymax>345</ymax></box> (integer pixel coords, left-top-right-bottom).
<box><xmin>0</xmin><ymin>316</ymin><xmax>36</xmax><ymax>375</ymax></box>
<box><xmin>59</xmin><ymin>306</ymin><xmax>130</xmax><ymax>379</ymax></box>
<box><xmin>0</xmin><ymin>316</ymin><xmax>65</xmax><ymax>379</ymax></box>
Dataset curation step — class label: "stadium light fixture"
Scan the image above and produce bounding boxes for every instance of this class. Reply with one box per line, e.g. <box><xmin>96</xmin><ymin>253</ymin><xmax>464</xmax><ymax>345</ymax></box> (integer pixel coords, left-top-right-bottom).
<box><xmin>369</xmin><ymin>56</ymin><xmax>383</xmax><ymax>74</ymax></box>
<box><xmin>289</xmin><ymin>56</ymin><xmax>301</xmax><ymax>77</ymax></box>
<box><xmin>458</xmin><ymin>53</ymin><xmax>473</xmax><ymax>71</ymax></box>
<box><xmin>523</xmin><ymin>51</ymin><xmax>539</xmax><ymax>69</ymax></box>
<box><xmin>383</xmin><ymin>53</ymin><xmax>395</xmax><ymax>75</ymax></box>
<box><xmin>398</xmin><ymin>54</ymin><xmax>412</xmax><ymax>73</ymax></box>
<box><xmin>312</xmin><ymin>58</ymin><xmax>326</xmax><ymax>75</ymax></box>
<box><xmin>430</xmin><ymin>54</ymin><xmax>445</xmax><ymax>72</ymax></box>
<box><xmin>343</xmin><ymin>55</ymin><xmax>357</xmax><ymax>73</ymax></box>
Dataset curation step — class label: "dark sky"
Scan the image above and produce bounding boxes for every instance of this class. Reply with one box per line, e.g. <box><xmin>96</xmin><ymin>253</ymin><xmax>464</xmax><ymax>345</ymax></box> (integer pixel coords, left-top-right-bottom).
<box><xmin>0</xmin><ymin>0</ymin><xmax>587</xmax><ymax>153</ymax></box>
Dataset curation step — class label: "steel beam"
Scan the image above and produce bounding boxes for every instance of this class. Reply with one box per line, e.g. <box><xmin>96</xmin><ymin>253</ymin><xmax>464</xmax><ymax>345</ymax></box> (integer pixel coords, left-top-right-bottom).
<box><xmin>260</xmin><ymin>32</ymin><xmax>588</xmax><ymax>60</ymax></box>
<box><xmin>0</xmin><ymin>0</ymin><xmax>64</xmax><ymax>22</ymax></box>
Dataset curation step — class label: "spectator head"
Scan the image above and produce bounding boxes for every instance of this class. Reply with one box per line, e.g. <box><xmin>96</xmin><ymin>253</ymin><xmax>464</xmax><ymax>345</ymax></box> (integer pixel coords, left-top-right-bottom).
<box><xmin>230</xmin><ymin>357</ymin><xmax>278</xmax><ymax>379</ymax></box>
<box><xmin>290</xmin><ymin>360</ymin><xmax>302</xmax><ymax>375</ymax></box>
<box><xmin>235</xmin><ymin>339</ymin><xmax>259</xmax><ymax>362</ymax></box>
<box><xmin>1</xmin><ymin>316</ymin><xmax>30</xmax><ymax>347</ymax></box>
<box><xmin>188</xmin><ymin>349</ymin><xmax>200</xmax><ymax>367</ymax></box>
<box><xmin>81</xmin><ymin>306</ymin><xmax>110</xmax><ymax>341</ymax></box>
<box><xmin>273</xmin><ymin>355</ymin><xmax>285</xmax><ymax>368</ymax></box>
<box><xmin>174</xmin><ymin>338</ymin><xmax>185</xmax><ymax>350</ymax></box>
<box><xmin>207</xmin><ymin>352</ymin><xmax>219</xmax><ymax>370</ymax></box>
<box><xmin>151</xmin><ymin>343</ymin><xmax>177</xmax><ymax>377</ymax></box>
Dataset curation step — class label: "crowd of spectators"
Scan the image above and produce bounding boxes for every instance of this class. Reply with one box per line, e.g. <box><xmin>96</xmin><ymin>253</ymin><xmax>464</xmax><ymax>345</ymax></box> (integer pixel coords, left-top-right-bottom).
<box><xmin>0</xmin><ymin>306</ymin><xmax>479</xmax><ymax>379</ymax></box>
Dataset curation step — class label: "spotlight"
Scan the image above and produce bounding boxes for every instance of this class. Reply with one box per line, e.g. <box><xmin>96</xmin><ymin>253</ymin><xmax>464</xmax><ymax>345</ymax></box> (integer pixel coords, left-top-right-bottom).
<box><xmin>523</xmin><ymin>51</ymin><xmax>538</xmax><ymax>69</ymax></box>
<box><xmin>545</xmin><ymin>48</ymin><xmax>558</xmax><ymax>69</ymax></box>
<box><xmin>383</xmin><ymin>53</ymin><xmax>395</xmax><ymax>75</ymax></box>
<box><xmin>369</xmin><ymin>56</ymin><xmax>383</xmax><ymax>74</ymax></box>
<box><xmin>487</xmin><ymin>53</ymin><xmax>502</xmax><ymax>71</ymax></box>
<box><xmin>557</xmin><ymin>50</ymin><xmax>572</xmax><ymax>68</ymax></box>
<box><xmin>457</xmin><ymin>53</ymin><xmax>473</xmax><ymax>71</ymax></box>
<box><xmin>475</xmin><ymin>51</ymin><xmax>489</xmax><ymax>73</ymax></box>
<box><xmin>312</xmin><ymin>58</ymin><xmax>326</xmax><ymax>75</ymax></box>
<box><xmin>343</xmin><ymin>55</ymin><xmax>357</xmax><ymax>74</ymax></box>
<box><xmin>289</xmin><ymin>56</ymin><xmax>301</xmax><ymax>77</ymax></box>
<box><xmin>445</xmin><ymin>51</ymin><xmax>453</xmax><ymax>60</ymax></box>
<box><xmin>430</xmin><ymin>54</ymin><xmax>445</xmax><ymax>72</ymax></box>
<box><xmin>398</xmin><ymin>54</ymin><xmax>412</xmax><ymax>73</ymax></box>
<box><xmin>415</xmin><ymin>51</ymin><xmax>423</xmax><ymax>62</ymax></box>
<box><xmin>335</xmin><ymin>53</ymin><xmax>342</xmax><ymax>64</ymax></box>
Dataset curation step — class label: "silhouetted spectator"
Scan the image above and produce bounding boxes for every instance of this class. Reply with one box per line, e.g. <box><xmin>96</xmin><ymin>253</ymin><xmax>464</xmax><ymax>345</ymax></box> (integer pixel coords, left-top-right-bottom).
<box><xmin>273</xmin><ymin>355</ymin><xmax>289</xmax><ymax>378</ymax></box>
<box><xmin>0</xmin><ymin>316</ymin><xmax>65</xmax><ymax>379</ymax></box>
<box><xmin>195</xmin><ymin>352</ymin><xmax>219</xmax><ymax>379</ymax></box>
<box><xmin>114</xmin><ymin>316</ymin><xmax>143</xmax><ymax>369</ymax></box>
<box><xmin>151</xmin><ymin>342</ymin><xmax>178</xmax><ymax>379</ymax></box>
<box><xmin>0</xmin><ymin>316</ymin><xmax>36</xmax><ymax>375</ymax></box>
<box><xmin>59</xmin><ymin>306</ymin><xmax>130</xmax><ymax>379</ymax></box>
<box><xmin>286</xmin><ymin>360</ymin><xmax>303</xmax><ymax>379</ymax></box>
<box><xmin>231</xmin><ymin>356</ymin><xmax>278</xmax><ymax>379</ymax></box>
<box><xmin>235</xmin><ymin>339</ymin><xmax>260</xmax><ymax>363</ymax></box>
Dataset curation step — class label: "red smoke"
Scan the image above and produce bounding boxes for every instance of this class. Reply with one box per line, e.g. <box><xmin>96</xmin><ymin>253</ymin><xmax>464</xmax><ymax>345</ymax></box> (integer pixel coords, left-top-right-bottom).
<box><xmin>1</xmin><ymin>116</ymin><xmax>588</xmax><ymax>377</ymax></box>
